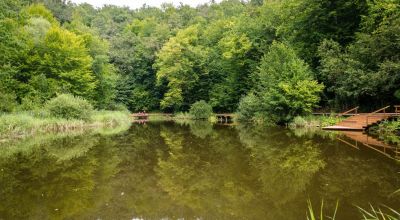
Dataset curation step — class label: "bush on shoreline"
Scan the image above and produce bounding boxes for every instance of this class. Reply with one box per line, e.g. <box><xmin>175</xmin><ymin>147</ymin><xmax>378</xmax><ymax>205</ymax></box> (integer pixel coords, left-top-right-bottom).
<box><xmin>189</xmin><ymin>100</ymin><xmax>213</xmax><ymax>120</ymax></box>
<box><xmin>289</xmin><ymin>115</ymin><xmax>342</xmax><ymax>128</ymax></box>
<box><xmin>45</xmin><ymin>94</ymin><xmax>94</xmax><ymax>121</ymax></box>
<box><xmin>0</xmin><ymin>110</ymin><xmax>131</xmax><ymax>140</ymax></box>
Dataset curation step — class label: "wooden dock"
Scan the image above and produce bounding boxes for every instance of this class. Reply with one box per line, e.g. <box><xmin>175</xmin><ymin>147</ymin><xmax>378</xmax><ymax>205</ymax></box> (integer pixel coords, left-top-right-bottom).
<box><xmin>131</xmin><ymin>113</ymin><xmax>173</xmax><ymax>120</ymax></box>
<box><xmin>131</xmin><ymin>113</ymin><xmax>236</xmax><ymax>123</ymax></box>
<box><xmin>323</xmin><ymin>106</ymin><xmax>400</xmax><ymax>131</ymax></box>
<box><xmin>215</xmin><ymin>114</ymin><xmax>235</xmax><ymax>123</ymax></box>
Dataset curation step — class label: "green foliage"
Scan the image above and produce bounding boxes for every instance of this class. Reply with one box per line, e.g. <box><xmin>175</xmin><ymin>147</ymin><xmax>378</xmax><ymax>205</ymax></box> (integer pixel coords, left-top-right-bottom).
<box><xmin>289</xmin><ymin>115</ymin><xmax>343</xmax><ymax>128</ymax></box>
<box><xmin>357</xmin><ymin>204</ymin><xmax>400</xmax><ymax>220</ymax></box>
<box><xmin>394</xmin><ymin>89</ymin><xmax>400</xmax><ymax>100</ymax></box>
<box><xmin>189</xmin><ymin>100</ymin><xmax>213</xmax><ymax>120</ymax></box>
<box><xmin>0</xmin><ymin>110</ymin><xmax>130</xmax><ymax>139</ymax></box>
<box><xmin>318</xmin><ymin>1</ymin><xmax>400</xmax><ymax>107</ymax></box>
<box><xmin>90</xmin><ymin>110</ymin><xmax>131</xmax><ymax>127</ymax></box>
<box><xmin>240</xmin><ymin>42</ymin><xmax>323</xmax><ymax>124</ymax></box>
<box><xmin>374</xmin><ymin>120</ymin><xmax>400</xmax><ymax>146</ymax></box>
<box><xmin>155</xmin><ymin>25</ymin><xmax>209</xmax><ymax>111</ymax></box>
<box><xmin>0</xmin><ymin>0</ymin><xmax>398</xmax><ymax>118</ymax></box>
<box><xmin>291</xmin><ymin>116</ymin><xmax>308</xmax><ymax>128</ymax></box>
<box><xmin>274</xmin><ymin>0</ymin><xmax>368</xmax><ymax>65</ymax></box>
<box><xmin>306</xmin><ymin>200</ymin><xmax>338</xmax><ymax>220</ymax></box>
<box><xmin>22</xmin><ymin>4</ymin><xmax>59</xmax><ymax>25</ymax></box>
<box><xmin>45</xmin><ymin>94</ymin><xmax>93</xmax><ymax>121</ymax></box>
<box><xmin>0</xmin><ymin>91</ymin><xmax>17</xmax><ymax>113</ymax></box>
<box><xmin>236</xmin><ymin>93</ymin><xmax>261</xmax><ymax>121</ymax></box>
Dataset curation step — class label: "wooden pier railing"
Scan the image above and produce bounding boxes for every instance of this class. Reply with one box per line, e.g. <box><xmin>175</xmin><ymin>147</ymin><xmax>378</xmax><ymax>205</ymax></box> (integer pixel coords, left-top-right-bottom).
<box><xmin>323</xmin><ymin>105</ymin><xmax>400</xmax><ymax>131</ymax></box>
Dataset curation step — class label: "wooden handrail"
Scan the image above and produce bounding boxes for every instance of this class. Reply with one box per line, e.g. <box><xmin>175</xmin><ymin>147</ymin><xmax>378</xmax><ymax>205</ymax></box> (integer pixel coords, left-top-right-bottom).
<box><xmin>367</xmin><ymin>105</ymin><xmax>390</xmax><ymax>115</ymax></box>
<box><xmin>338</xmin><ymin>106</ymin><xmax>359</xmax><ymax>117</ymax></box>
<box><xmin>395</xmin><ymin>105</ymin><xmax>400</xmax><ymax>113</ymax></box>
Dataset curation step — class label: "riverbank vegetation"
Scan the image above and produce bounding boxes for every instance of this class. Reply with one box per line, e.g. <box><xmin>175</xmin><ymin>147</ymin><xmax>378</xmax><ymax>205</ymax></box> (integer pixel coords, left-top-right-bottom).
<box><xmin>0</xmin><ymin>94</ymin><xmax>130</xmax><ymax>140</ymax></box>
<box><xmin>370</xmin><ymin>120</ymin><xmax>400</xmax><ymax>146</ymax></box>
<box><xmin>289</xmin><ymin>115</ymin><xmax>343</xmax><ymax>128</ymax></box>
<box><xmin>1</xmin><ymin>0</ymin><xmax>399</xmax><ymax>127</ymax></box>
<box><xmin>0</xmin><ymin>110</ymin><xmax>130</xmax><ymax>140</ymax></box>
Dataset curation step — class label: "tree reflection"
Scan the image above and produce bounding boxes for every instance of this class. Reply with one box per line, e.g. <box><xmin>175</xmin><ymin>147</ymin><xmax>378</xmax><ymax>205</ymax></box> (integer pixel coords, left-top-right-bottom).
<box><xmin>237</xmin><ymin>124</ymin><xmax>326</xmax><ymax>219</ymax></box>
<box><xmin>0</xmin><ymin>122</ymin><xmax>398</xmax><ymax>219</ymax></box>
<box><xmin>0</xmin><ymin>132</ymin><xmax>122</xmax><ymax>219</ymax></box>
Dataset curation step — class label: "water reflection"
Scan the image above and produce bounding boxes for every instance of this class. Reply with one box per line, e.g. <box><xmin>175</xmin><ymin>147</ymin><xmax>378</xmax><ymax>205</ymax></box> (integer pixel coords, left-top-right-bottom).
<box><xmin>0</xmin><ymin>122</ymin><xmax>398</xmax><ymax>219</ymax></box>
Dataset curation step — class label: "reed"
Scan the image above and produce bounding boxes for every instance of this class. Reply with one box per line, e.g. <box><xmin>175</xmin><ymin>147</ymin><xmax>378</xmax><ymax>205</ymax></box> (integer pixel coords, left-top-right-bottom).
<box><xmin>290</xmin><ymin>115</ymin><xmax>343</xmax><ymax>128</ymax></box>
<box><xmin>306</xmin><ymin>199</ymin><xmax>339</xmax><ymax>220</ymax></box>
<box><xmin>357</xmin><ymin>204</ymin><xmax>400</xmax><ymax>220</ymax></box>
<box><xmin>0</xmin><ymin>111</ymin><xmax>131</xmax><ymax>140</ymax></box>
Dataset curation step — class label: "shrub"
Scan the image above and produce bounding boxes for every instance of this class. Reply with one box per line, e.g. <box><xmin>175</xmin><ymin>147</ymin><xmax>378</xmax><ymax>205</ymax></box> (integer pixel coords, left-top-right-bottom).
<box><xmin>189</xmin><ymin>100</ymin><xmax>213</xmax><ymax>120</ymax></box>
<box><xmin>174</xmin><ymin>112</ymin><xmax>193</xmax><ymax>121</ymax></box>
<box><xmin>90</xmin><ymin>111</ymin><xmax>131</xmax><ymax>127</ymax></box>
<box><xmin>290</xmin><ymin>116</ymin><xmax>307</xmax><ymax>127</ymax></box>
<box><xmin>45</xmin><ymin>94</ymin><xmax>93</xmax><ymax>121</ymax></box>
<box><xmin>108</xmin><ymin>103</ymin><xmax>129</xmax><ymax>112</ymax></box>
<box><xmin>236</xmin><ymin>93</ymin><xmax>261</xmax><ymax>121</ymax></box>
<box><xmin>0</xmin><ymin>92</ymin><xmax>17</xmax><ymax>113</ymax></box>
<box><xmin>244</xmin><ymin>42</ymin><xmax>323</xmax><ymax>124</ymax></box>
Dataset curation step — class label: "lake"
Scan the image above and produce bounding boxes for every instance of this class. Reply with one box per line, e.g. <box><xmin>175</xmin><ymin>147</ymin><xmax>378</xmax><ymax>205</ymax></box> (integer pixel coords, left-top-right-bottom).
<box><xmin>0</xmin><ymin>121</ymin><xmax>399</xmax><ymax>219</ymax></box>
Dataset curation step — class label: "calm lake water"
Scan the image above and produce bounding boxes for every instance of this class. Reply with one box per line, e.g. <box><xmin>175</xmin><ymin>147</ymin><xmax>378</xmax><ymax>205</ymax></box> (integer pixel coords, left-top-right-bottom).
<box><xmin>0</xmin><ymin>121</ymin><xmax>399</xmax><ymax>220</ymax></box>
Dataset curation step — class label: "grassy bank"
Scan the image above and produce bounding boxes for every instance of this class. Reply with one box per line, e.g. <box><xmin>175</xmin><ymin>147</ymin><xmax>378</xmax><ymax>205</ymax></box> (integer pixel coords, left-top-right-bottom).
<box><xmin>0</xmin><ymin>110</ymin><xmax>131</xmax><ymax>140</ymax></box>
<box><xmin>145</xmin><ymin>112</ymin><xmax>219</xmax><ymax>124</ymax></box>
<box><xmin>289</xmin><ymin>115</ymin><xmax>343</xmax><ymax>128</ymax></box>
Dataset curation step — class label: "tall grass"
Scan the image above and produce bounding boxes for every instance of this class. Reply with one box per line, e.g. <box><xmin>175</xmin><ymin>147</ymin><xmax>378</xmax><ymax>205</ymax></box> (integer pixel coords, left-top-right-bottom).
<box><xmin>289</xmin><ymin>115</ymin><xmax>343</xmax><ymax>128</ymax></box>
<box><xmin>90</xmin><ymin>111</ymin><xmax>131</xmax><ymax>127</ymax></box>
<box><xmin>357</xmin><ymin>204</ymin><xmax>400</xmax><ymax>220</ymax></box>
<box><xmin>173</xmin><ymin>112</ymin><xmax>193</xmax><ymax>120</ymax></box>
<box><xmin>306</xmin><ymin>200</ymin><xmax>400</xmax><ymax>220</ymax></box>
<box><xmin>307</xmin><ymin>200</ymin><xmax>339</xmax><ymax>220</ymax></box>
<box><xmin>0</xmin><ymin>110</ymin><xmax>131</xmax><ymax>140</ymax></box>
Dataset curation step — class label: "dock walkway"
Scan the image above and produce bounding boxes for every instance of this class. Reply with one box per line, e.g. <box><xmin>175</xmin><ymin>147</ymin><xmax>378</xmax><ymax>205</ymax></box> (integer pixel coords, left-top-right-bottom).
<box><xmin>322</xmin><ymin>106</ymin><xmax>400</xmax><ymax>131</ymax></box>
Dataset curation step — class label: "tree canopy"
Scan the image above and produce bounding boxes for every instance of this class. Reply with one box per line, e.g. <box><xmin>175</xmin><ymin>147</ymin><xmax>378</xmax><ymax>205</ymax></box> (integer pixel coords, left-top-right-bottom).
<box><xmin>0</xmin><ymin>0</ymin><xmax>398</xmax><ymax>120</ymax></box>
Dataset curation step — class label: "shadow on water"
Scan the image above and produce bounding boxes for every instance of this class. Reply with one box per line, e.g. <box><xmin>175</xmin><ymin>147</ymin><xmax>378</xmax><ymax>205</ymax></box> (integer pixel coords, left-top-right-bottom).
<box><xmin>0</xmin><ymin>121</ymin><xmax>398</xmax><ymax>219</ymax></box>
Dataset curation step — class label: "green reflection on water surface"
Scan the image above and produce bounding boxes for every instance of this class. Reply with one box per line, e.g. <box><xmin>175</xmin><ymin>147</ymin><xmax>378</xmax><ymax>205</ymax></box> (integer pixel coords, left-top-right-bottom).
<box><xmin>0</xmin><ymin>122</ymin><xmax>398</xmax><ymax>219</ymax></box>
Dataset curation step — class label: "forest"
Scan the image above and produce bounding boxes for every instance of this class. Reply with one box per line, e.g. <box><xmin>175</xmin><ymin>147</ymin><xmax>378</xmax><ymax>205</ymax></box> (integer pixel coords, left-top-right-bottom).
<box><xmin>0</xmin><ymin>0</ymin><xmax>399</xmax><ymax>124</ymax></box>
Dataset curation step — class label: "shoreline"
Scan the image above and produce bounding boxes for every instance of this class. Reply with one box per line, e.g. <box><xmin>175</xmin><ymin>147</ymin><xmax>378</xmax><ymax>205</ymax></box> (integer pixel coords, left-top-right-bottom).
<box><xmin>0</xmin><ymin>111</ymin><xmax>131</xmax><ymax>142</ymax></box>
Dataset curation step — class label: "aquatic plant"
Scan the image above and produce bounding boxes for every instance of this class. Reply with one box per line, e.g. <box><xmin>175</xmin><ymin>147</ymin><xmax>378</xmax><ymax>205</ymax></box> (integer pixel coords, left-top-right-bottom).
<box><xmin>306</xmin><ymin>200</ymin><xmax>339</xmax><ymax>220</ymax></box>
<box><xmin>357</xmin><ymin>204</ymin><xmax>400</xmax><ymax>220</ymax></box>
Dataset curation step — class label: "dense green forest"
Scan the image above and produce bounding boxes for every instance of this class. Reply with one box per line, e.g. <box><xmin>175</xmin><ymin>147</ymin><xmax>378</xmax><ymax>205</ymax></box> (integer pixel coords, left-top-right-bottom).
<box><xmin>0</xmin><ymin>0</ymin><xmax>399</xmax><ymax>123</ymax></box>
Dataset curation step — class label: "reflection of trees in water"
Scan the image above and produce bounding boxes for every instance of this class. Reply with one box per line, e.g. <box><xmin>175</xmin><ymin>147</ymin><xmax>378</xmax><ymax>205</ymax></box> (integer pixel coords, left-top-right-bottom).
<box><xmin>189</xmin><ymin>121</ymin><xmax>214</xmax><ymax>139</ymax></box>
<box><xmin>0</xmin><ymin>133</ymin><xmax>121</xmax><ymax>220</ymax></box>
<box><xmin>237</xmin><ymin>124</ymin><xmax>326</xmax><ymax>219</ymax></box>
<box><xmin>0</xmin><ymin>123</ymin><xmax>399</xmax><ymax>219</ymax></box>
<box><xmin>153</xmin><ymin>123</ymin><xmax>325</xmax><ymax>219</ymax></box>
<box><xmin>314</xmin><ymin>143</ymin><xmax>400</xmax><ymax>219</ymax></box>
<box><xmin>156</xmin><ymin>124</ymin><xmax>265</xmax><ymax>219</ymax></box>
<box><xmin>80</xmin><ymin>122</ymin><xmax>185</xmax><ymax>219</ymax></box>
